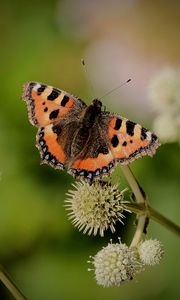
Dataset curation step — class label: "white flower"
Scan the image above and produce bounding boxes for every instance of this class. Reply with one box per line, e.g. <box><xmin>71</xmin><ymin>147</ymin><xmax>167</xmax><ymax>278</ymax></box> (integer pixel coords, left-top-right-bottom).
<box><xmin>149</xmin><ymin>67</ymin><xmax>180</xmax><ymax>112</ymax></box>
<box><xmin>138</xmin><ymin>239</ymin><xmax>164</xmax><ymax>266</ymax></box>
<box><xmin>153</xmin><ymin>113</ymin><xmax>179</xmax><ymax>143</ymax></box>
<box><xmin>89</xmin><ymin>242</ymin><xmax>142</xmax><ymax>287</ymax></box>
<box><xmin>65</xmin><ymin>180</ymin><xmax>129</xmax><ymax>236</ymax></box>
<box><xmin>149</xmin><ymin>67</ymin><xmax>180</xmax><ymax>144</ymax></box>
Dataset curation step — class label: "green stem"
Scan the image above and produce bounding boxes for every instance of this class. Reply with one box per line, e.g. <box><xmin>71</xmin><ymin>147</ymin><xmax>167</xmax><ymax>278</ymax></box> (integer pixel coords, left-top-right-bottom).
<box><xmin>121</xmin><ymin>165</ymin><xmax>145</xmax><ymax>204</ymax></box>
<box><xmin>0</xmin><ymin>266</ymin><xmax>27</xmax><ymax>300</ymax></box>
<box><xmin>122</xmin><ymin>202</ymin><xmax>145</xmax><ymax>214</ymax></box>
<box><xmin>121</xmin><ymin>165</ymin><xmax>147</xmax><ymax>248</ymax></box>
<box><xmin>123</xmin><ymin>202</ymin><xmax>180</xmax><ymax>236</ymax></box>
<box><xmin>148</xmin><ymin>206</ymin><xmax>180</xmax><ymax>236</ymax></box>
<box><xmin>121</xmin><ymin>165</ymin><xmax>180</xmax><ymax>243</ymax></box>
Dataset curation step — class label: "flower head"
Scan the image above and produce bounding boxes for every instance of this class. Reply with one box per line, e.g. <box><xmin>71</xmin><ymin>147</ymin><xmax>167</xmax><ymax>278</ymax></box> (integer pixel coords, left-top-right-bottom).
<box><xmin>148</xmin><ymin>67</ymin><xmax>180</xmax><ymax>112</ymax></box>
<box><xmin>153</xmin><ymin>113</ymin><xmax>179</xmax><ymax>143</ymax></box>
<box><xmin>89</xmin><ymin>241</ymin><xmax>142</xmax><ymax>287</ymax></box>
<box><xmin>148</xmin><ymin>67</ymin><xmax>180</xmax><ymax>144</ymax></box>
<box><xmin>65</xmin><ymin>180</ymin><xmax>129</xmax><ymax>236</ymax></box>
<box><xmin>138</xmin><ymin>239</ymin><xmax>164</xmax><ymax>266</ymax></box>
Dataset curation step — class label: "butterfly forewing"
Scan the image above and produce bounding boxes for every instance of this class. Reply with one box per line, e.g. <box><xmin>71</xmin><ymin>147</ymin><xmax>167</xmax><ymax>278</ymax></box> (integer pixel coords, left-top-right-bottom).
<box><xmin>107</xmin><ymin>114</ymin><xmax>160</xmax><ymax>164</ymax></box>
<box><xmin>22</xmin><ymin>82</ymin><xmax>86</xmax><ymax>127</ymax></box>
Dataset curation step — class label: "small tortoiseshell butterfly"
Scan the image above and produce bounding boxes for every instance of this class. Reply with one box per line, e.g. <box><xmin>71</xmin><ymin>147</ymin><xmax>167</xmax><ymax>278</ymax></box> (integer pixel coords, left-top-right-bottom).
<box><xmin>22</xmin><ymin>82</ymin><xmax>160</xmax><ymax>181</ymax></box>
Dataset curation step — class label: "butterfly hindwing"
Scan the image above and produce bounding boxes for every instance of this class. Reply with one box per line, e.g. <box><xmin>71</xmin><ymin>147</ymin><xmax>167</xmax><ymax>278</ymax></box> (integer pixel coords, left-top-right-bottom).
<box><xmin>36</xmin><ymin>125</ymin><xmax>65</xmax><ymax>170</ymax></box>
<box><xmin>69</xmin><ymin>114</ymin><xmax>115</xmax><ymax>179</ymax></box>
<box><xmin>69</xmin><ymin>152</ymin><xmax>115</xmax><ymax>180</ymax></box>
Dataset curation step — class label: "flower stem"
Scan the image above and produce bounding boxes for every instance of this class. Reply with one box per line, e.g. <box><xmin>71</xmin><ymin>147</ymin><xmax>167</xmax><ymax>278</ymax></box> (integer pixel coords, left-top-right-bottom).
<box><xmin>0</xmin><ymin>266</ymin><xmax>27</xmax><ymax>300</ymax></box>
<box><xmin>121</xmin><ymin>165</ymin><xmax>147</xmax><ymax>248</ymax></box>
<box><xmin>121</xmin><ymin>165</ymin><xmax>180</xmax><ymax>243</ymax></box>
<box><xmin>123</xmin><ymin>202</ymin><xmax>180</xmax><ymax>236</ymax></box>
<box><xmin>148</xmin><ymin>206</ymin><xmax>180</xmax><ymax>236</ymax></box>
<box><xmin>121</xmin><ymin>165</ymin><xmax>145</xmax><ymax>204</ymax></box>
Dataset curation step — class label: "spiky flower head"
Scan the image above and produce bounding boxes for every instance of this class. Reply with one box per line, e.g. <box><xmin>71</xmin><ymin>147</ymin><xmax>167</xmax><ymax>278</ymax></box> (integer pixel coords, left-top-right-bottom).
<box><xmin>65</xmin><ymin>180</ymin><xmax>129</xmax><ymax>236</ymax></box>
<box><xmin>138</xmin><ymin>239</ymin><xmax>164</xmax><ymax>266</ymax></box>
<box><xmin>89</xmin><ymin>241</ymin><xmax>142</xmax><ymax>287</ymax></box>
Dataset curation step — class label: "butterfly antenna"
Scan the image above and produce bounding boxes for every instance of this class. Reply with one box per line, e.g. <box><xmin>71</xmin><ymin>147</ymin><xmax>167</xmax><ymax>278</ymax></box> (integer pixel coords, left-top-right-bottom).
<box><xmin>81</xmin><ymin>59</ymin><xmax>96</xmax><ymax>98</ymax></box>
<box><xmin>99</xmin><ymin>78</ymin><xmax>131</xmax><ymax>100</ymax></box>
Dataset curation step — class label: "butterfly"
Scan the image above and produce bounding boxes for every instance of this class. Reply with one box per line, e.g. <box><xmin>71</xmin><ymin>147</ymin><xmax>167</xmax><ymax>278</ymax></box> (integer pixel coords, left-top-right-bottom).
<box><xmin>22</xmin><ymin>82</ymin><xmax>160</xmax><ymax>181</ymax></box>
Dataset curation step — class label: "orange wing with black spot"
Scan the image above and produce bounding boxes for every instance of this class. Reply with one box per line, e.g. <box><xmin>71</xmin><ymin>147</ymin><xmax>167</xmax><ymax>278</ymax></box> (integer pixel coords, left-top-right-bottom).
<box><xmin>22</xmin><ymin>82</ymin><xmax>86</xmax><ymax>127</ymax></box>
<box><xmin>36</xmin><ymin>125</ymin><xmax>66</xmax><ymax>170</ymax></box>
<box><xmin>22</xmin><ymin>82</ymin><xmax>86</xmax><ymax>170</ymax></box>
<box><xmin>107</xmin><ymin>115</ymin><xmax>160</xmax><ymax>165</ymax></box>
<box><xmin>69</xmin><ymin>113</ymin><xmax>160</xmax><ymax>180</ymax></box>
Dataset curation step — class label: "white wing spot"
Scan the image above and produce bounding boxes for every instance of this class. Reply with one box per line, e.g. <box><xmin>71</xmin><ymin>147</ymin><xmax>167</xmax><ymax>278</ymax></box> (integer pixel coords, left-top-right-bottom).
<box><xmin>146</xmin><ymin>131</ymin><xmax>152</xmax><ymax>141</ymax></box>
<box><xmin>33</xmin><ymin>83</ymin><xmax>41</xmax><ymax>91</ymax></box>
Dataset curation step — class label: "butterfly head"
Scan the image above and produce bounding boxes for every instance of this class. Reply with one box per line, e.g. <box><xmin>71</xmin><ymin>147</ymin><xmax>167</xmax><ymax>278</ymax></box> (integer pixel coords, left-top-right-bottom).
<box><xmin>92</xmin><ymin>99</ymin><xmax>102</xmax><ymax>112</ymax></box>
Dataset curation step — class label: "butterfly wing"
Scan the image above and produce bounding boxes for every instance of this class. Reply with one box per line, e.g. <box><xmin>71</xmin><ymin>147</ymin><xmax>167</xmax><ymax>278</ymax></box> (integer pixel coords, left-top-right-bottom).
<box><xmin>23</xmin><ymin>82</ymin><xmax>86</xmax><ymax>127</ymax></box>
<box><xmin>106</xmin><ymin>114</ymin><xmax>160</xmax><ymax>163</ymax></box>
<box><xmin>69</xmin><ymin>113</ymin><xmax>160</xmax><ymax>180</ymax></box>
<box><xmin>22</xmin><ymin>82</ymin><xmax>86</xmax><ymax>169</ymax></box>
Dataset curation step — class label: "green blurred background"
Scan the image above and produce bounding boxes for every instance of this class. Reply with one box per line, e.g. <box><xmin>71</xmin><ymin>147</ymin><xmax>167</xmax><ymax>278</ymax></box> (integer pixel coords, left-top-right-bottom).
<box><xmin>0</xmin><ymin>0</ymin><xmax>180</xmax><ymax>299</ymax></box>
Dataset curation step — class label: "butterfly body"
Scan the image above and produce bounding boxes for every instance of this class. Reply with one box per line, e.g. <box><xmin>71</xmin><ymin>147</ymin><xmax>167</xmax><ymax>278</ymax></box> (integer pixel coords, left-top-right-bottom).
<box><xmin>23</xmin><ymin>82</ymin><xmax>160</xmax><ymax>181</ymax></box>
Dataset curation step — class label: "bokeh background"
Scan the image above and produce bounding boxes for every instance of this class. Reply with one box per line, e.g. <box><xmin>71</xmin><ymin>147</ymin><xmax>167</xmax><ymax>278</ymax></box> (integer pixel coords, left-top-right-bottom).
<box><xmin>0</xmin><ymin>0</ymin><xmax>180</xmax><ymax>299</ymax></box>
